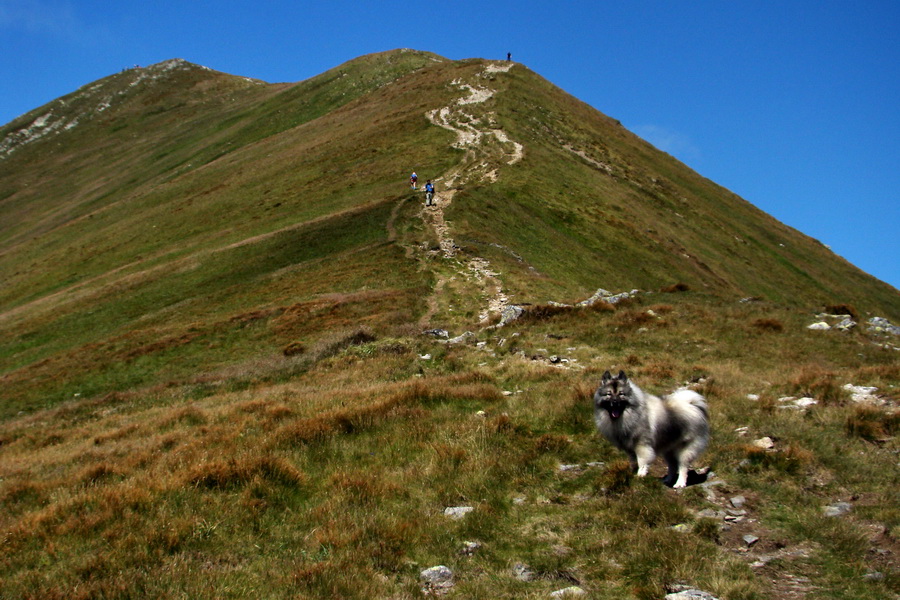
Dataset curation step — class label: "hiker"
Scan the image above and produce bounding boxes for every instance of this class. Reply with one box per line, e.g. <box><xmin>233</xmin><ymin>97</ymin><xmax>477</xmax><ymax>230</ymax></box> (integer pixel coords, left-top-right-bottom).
<box><xmin>507</xmin><ymin>52</ymin><xmax>511</xmax><ymax>62</ymax></box>
<box><xmin>424</xmin><ymin>180</ymin><xmax>435</xmax><ymax>206</ymax></box>
<box><xmin>410</xmin><ymin>171</ymin><xmax>418</xmax><ymax>189</ymax></box>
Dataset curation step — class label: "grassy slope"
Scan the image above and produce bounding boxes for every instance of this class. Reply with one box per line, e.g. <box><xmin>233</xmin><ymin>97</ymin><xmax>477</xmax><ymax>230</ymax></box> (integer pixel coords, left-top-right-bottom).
<box><xmin>0</xmin><ymin>53</ymin><xmax>898</xmax><ymax>599</ymax></box>
<box><xmin>444</xmin><ymin>63</ymin><xmax>900</xmax><ymax>315</ymax></box>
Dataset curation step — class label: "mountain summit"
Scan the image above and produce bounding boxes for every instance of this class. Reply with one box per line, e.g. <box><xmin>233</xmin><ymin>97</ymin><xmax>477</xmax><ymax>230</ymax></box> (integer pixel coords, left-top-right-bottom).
<box><xmin>1</xmin><ymin>50</ymin><xmax>898</xmax><ymax>598</ymax></box>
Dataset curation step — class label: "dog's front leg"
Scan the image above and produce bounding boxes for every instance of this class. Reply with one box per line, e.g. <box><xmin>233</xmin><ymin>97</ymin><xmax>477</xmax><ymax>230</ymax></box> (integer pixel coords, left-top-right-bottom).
<box><xmin>634</xmin><ymin>445</ymin><xmax>655</xmax><ymax>477</ymax></box>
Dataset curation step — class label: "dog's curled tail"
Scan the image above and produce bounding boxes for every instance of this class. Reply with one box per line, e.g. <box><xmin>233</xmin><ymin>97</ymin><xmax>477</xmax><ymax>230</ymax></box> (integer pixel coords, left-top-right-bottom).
<box><xmin>667</xmin><ymin>388</ymin><xmax>709</xmax><ymax>420</ymax></box>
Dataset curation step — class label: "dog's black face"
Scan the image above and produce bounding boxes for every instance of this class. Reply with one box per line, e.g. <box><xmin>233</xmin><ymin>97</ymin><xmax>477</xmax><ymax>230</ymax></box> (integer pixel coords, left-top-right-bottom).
<box><xmin>595</xmin><ymin>370</ymin><xmax>632</xmax><ymax>420</ymax></box>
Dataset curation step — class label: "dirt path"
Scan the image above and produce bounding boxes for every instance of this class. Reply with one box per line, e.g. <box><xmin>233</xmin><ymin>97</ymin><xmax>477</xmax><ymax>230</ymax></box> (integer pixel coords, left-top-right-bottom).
<box><xmin>419</xmin><ymin>62</ymin><xmax>524</xmax><ymax>327</ymax></box>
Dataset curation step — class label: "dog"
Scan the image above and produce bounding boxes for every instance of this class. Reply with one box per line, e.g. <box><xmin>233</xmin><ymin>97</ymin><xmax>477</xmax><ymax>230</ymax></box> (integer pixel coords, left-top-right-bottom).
<box><xmin>593</xmin><ymin>370</ymin><xmax>709</xmax><ymax>488</ymax></box>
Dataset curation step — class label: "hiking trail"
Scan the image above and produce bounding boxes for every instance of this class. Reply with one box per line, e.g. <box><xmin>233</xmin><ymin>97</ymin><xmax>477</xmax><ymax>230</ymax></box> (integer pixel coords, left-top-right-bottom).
<box><xmin>419</xmin><ymin>61</ymin><xmax>523</xmax><ymax>326</ymax></box>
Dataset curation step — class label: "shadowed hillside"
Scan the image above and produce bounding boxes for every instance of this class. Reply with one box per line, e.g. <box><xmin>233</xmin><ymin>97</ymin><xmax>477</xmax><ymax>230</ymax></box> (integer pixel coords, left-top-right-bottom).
<box><xmin>1</xmin><ymin>50</ymin><xmax>898</xmax><ymax>599</ymax></box>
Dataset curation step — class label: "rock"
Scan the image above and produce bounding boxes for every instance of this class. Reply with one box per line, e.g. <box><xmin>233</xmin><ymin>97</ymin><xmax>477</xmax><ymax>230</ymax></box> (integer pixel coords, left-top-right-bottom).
<box><xmin>746</xmin><ymin>394</ymin><xmax>760</xmax><ymax>401</ymax></box>
<box><xmin>447</xmin><ymin>331</ymin><xmax>475</xmax><ymax>344</ymax></box>
<box><xmin>513</xmin><ymin>562</ymin><xmax>537</xmax><ymax>582</ymax></box>
<box><xmin>550</xmin><ymin>586</ymin><xmax>587</xmax><ymax>598</ymax></box>
<box><xmin>420</xmin><ymin>565</ymin><xmax>454</xmax><ymax>594</ymax></box>
<box><xmin>864</xmin><ymin>571</ymin><xmax>885</xmax><ymax>581</ymax></box>
<box><xmin>578</xmin><ymin>287</ymin><xmax>640</xmax><ymax>307</ymax></box>
<box><xmin>549</xmin><ymin>355</ymin><xmax>561</xmax><ymax>364</ymax></box>
<box><xmin>834</xmin><ymin>317</ymin><xmax>857</xmax><ymax>331</ymax></box>
<box><xmin>844</xmin><ymin>383</ymin><xmax>880</xmax><ymax>404</ymax></box>
<box><xmin>665</xmin><ymin>589</ymin><xmax>720</xmax><ymax>600</ymax></box>
<box><xmin>444</xmin><ymin>506</ymin><xmax>474</xmax><ymax>519</ymax></box>
<box><xmin>460</xmin><ymin>541</ymin><xmax>482</xmax><ymax>556</ymax></box>
<box><xmin>498</xmin><ymin>305</ymin><xmax>525</xmax><ymax>326</ymax></box>
<box><xmin>778</xmin><ymin>397</ymin><xmax>818</xmax><ymax>410</ymax></box>
<box><xmin>823</xmin><ymin>502</ymin><xmax>852</xmax><ymax>517</ymax></box>
<box><xmin>743</xmin><ymin>534</ymin><xmax>760</xmax><ymax>547</ymax></box>
<box><xmin>423</xmin><ymin>329</ymin><xmax>449</xmax><ymax>338</ymax></box>
<box><xmin>753</xmin><ymin>437</ymin><xmax>775</xmax><ymax>449</ymax></box>
<box><xmin>419</xmin><ymin>353</ymin><xmax>432</xmax><ymax>360</ymax></box>
<box><xmin>868</xmin><ymin>316</ymin><xmax>900</xmax><ymax>336</ymax></box>
<box><xmin>807</xmin><ymin>322</ymin><xmax>831</xmax><ymax>330</ymax></box>
<box><xmin>730</xmin><ymin>495</ymin><xmax>746</xmax><ymax>509</ymax></box>
<box><xmin>671</xmin><ymin>523</ymin><xmax>690</xmax><ymax>533</ymax></box>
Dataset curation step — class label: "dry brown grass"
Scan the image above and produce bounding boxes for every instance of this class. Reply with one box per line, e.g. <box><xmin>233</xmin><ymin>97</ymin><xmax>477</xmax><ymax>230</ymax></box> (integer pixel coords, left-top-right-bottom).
<box><xmin>752</xmin><ymin>317</ymin><xmax>784</xmax><ymax>332</ymax></box>
<box><xmin>788</xmin><ymin>364</ymin><xmax>846</xmax><ymax>404</ymax></box>
<box><xmin>845</xmin><ymin>406</ymin><xmax>900</xmax><ymax>441</ymax></box>
<box><xmin>660</xmin><ymin>282</ymin><xmax>691</xmax><ymax>293</ymax></box>
<box><xmin>824</xmin><ymin>303</ymin><xmax>859</xmax><ymax>321</ymax></box>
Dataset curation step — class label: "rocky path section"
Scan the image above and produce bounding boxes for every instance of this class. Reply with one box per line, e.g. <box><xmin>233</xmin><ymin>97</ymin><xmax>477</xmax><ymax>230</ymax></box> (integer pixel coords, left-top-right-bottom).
<box><xmin>420</xmin><ymin>62</ymin><xmax>523</xmax><ymax>326</ymax></box>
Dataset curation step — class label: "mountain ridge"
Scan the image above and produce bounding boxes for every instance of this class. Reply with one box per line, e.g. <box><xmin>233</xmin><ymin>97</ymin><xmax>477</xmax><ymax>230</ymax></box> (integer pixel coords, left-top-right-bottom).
<box><xmin>1</xmin><ymin>50</ymin><xmax>899</xmax><ymax>599</ymax></box>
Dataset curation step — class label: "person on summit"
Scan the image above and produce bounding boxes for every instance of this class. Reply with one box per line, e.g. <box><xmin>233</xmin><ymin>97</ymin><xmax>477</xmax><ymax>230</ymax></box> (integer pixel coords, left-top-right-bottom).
<box><xmin>410</xmin><ymin>171</ymin><xmax>418</xmax><ymax>189</ymax></box>
<box><xmin>507</xmin><ymin>52</ymin><xmax>511</xmax><ymax>61</ymax></box>
<box><xmin>424</xmin><ymin>180</ymin><xmax>435</xmax><ymax>206</ymax></box>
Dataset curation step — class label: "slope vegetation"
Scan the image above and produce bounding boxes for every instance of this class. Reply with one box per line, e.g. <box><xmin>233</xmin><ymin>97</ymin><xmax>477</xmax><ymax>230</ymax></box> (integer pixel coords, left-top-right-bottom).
<box><xmin>0</xmin><ymin>51</ymin><xmax>898</xmax><ymax>599</ymax></box>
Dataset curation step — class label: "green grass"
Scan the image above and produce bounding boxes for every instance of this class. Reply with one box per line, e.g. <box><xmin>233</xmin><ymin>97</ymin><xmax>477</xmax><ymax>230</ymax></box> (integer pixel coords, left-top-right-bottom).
<box><xmin>1</xmin><ymin>51</ymin><xmax>899</xmax><ymax>598</ymax></box>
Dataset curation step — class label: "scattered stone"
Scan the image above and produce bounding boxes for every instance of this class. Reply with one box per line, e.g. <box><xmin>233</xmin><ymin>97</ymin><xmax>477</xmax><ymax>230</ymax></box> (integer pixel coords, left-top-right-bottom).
<box><xmin>844</xmin><ymin>383</ymin><xmax>881</xmax><ymax>404</ymax></box>
<box><xmin>558</xmin><ymin>462</ymin><xmax>604</xmax><ymax>473</ymax></box>
<box><xmin>778</xmin><ymin>397</ymin><xmax>818</xmax><ymax>410</ymax></box>
<box><xmin>743</xmin><ymin>534</ymin><xmax>760</xmax><ymax>547</ymax></box>
<box><xmin>746</xmin><ymin>394</ymin><xmax>760</xmax><ymax>401</ymax></box>
<box><xmin>512</xmin><ymin>496</ymin><xmax>526</xmax><ymax>505</ymax></box>
<box><xmin>513</xmin><ymin>562</ymin><xmax>537</xmax><ymax>582</ymax></box>
<box><xmin>549</xmin><ymin>355</ymin><xmax>561</xmax><ymax>364</ymax></box>
<box><xmin>807</xmin><ymin>322</ymin><xmax>831</xmax><ymax>330</ymax></box>
<box><xmin>497</xmin><ymin>305</ymin><xmax>525</xmax><ymax>327</ymax></box>
<box><xmin>834</xmin><ymin>317</ymin><xmax>857</xmax><ymax>332</ymax></box>
<box><xmin>823</xmin><ymin>502</ymin><xmax>852</xmax><ymax>517</ymax></box>
<box><xmin>444</xmin><ymin>506</ymin><xmax>474</xmax><ymax>519</ymax></box>
<box><xmin>475</xmin><ymin>410</ymin><xmax>487</xmax><ymax>417</ymax></box>
<box><xmin>419</xmin><ymin>353</ymin><xmax>432</xmax><ymax>360</ymax></box>
<box><xmin>671</xmin><ymin>523</ymin><xmax>690</xmax><ymax>533</ymax></box>
<box><xmin>665</xmin><ymin>589</ymin><xmax>720</xmax><ymax>600</ymax></box>
<box><xmin>730</xmin><ymin>495</ymin><xmax>746</xmax><ymax>509</ymax></box>
<box><xmin>460</xmin><ymin>541</ymin><xmax>482</xmax><ymax>556</ymax></box>
<box><xmin>420</xmin><ymin>565</ymin><xmax>454</xmax><ymax>594</ymax></box>
<box><xmin>423</xmin><ymin>329</ymin><xmax>449</xmax><ymax>338</ymax></box>
<box><xmin>868</xmin><ymin>316</ymin><xmax>900</xmax><ymax>336</ymax></box>
<box><xmin>753</xmin><ymin>437</ymin><xmax>775</xmax><ymax>449</ymax></box>
<box><xmin>578</xmin><ymin>287</ymin><xmax>640</xmax><ymax>307</ymax></box>
<box><xmin>863</xmin><ymin>571</ymin><xmax>885</xmax><ymax>581</ymax></box>
<box><xmin>550</xmin><ymin>586</ymin><xmax>587</xmax><ymax>598</ymax></box>
<box><xmin>446</xmin><ymin>331</ymin><xmax>475</xmax><ymax>344</ymax></box>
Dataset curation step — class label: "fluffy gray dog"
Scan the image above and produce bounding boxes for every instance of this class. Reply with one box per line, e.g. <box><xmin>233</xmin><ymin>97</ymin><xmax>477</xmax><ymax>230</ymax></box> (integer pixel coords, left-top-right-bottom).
<box><xmin>593</xmin><ymin>370</ymin><xmax>709</xmax><ymax>488</ymax></box>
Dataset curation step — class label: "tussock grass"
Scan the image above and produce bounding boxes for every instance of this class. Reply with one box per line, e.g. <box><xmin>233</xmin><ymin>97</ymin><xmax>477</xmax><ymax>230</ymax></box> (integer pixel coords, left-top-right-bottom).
<box><xmin>2</xmin><ymin>53</ymin><xmax>900</xmax><ymax>598</ymax></box>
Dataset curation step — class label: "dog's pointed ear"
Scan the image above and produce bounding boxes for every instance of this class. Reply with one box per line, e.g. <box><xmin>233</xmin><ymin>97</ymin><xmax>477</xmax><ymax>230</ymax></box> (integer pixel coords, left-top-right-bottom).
<box><xmin>617</xmin><ymin>370</ymin><xmax>627</xmax><ymax>381</ymax></box>
<box><xmin>601</xmin><ymin>370</ymin><xmax>612</xmax><ymax>384</ymax></box>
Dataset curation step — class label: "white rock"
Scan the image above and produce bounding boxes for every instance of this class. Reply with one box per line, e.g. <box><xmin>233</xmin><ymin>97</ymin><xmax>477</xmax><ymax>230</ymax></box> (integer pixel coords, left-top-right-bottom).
<box><xmin>807</xmin><ymin>322</ymin><xmax>831</xmax><ymax>330</ymax></box>
<box><xmin>550</xmin><ymin>586</ymin><xmax>587</xmax><ymax>598</ymax></box>
<box><xmin>513</xmin><ymin>562</ymin><xmax>536</xmax><ymax>582</ymax></box>
<box><xmin>444</xmin><ymin>506</ymin><xmax>474</xmax><ymax>519</ymax></box>
<box><xmin>665</xmin><ymin>590</ymin><xmax>720</xmax><ymax>600</ymax></box>
<box><xmin>823</xmin><ymin>502</ymin><xmax>852</xmax><ymax>517</ymax></box>
<box><xmin>753</xmin><ymin>437</ymin><xmax>775</xmax><ymax>449</ymax></box>
<box><xmin>420</xmin><ymin>565</ymin><xmax>454</xmax><ymax>592</ymax></box>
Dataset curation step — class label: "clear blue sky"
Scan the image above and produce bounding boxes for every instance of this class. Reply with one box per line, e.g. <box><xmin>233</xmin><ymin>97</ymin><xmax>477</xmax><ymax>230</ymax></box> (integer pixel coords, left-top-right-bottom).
<box><xmin>2</xmin><ymin>1</ymin><xmax>899</xmax><ymax>293</ymax></box>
